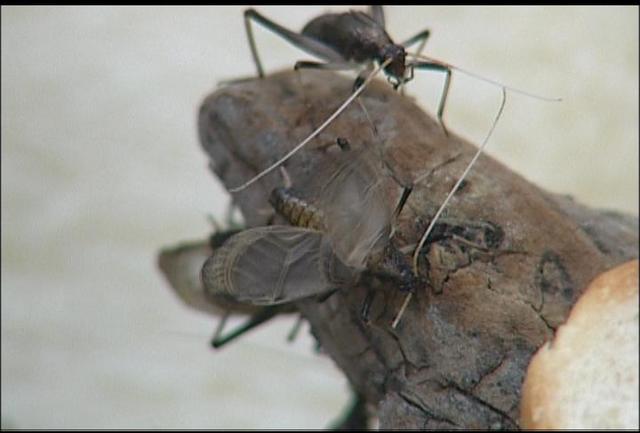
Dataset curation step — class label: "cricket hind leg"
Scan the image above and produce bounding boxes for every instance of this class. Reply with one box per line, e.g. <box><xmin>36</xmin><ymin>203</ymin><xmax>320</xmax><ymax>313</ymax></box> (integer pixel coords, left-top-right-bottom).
<box><xmin>369</xmin><ymin>5</ymin><xmax>385</xmax><ymax>28</ymax></box>
<box><xmin>244</xmin><ymin>8</ymin><xmax>346</xmax><ymax>78</ymax></box>
<box><xmin>210</xmin><ymin>306</ymin><xmax>281</xmax><ymax>349</ymax></box>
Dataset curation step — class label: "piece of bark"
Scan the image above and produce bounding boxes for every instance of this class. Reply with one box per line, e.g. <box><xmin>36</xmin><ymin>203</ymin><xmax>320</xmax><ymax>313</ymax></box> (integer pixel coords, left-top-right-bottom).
<box><xmin>197</xmin><ymin>70</ymin><xmax>639</xmax><ymax>429</ymax></box>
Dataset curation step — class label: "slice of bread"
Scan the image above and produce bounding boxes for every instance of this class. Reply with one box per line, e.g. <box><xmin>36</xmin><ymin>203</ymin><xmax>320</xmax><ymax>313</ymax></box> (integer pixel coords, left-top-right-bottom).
<box><xmin>520</xmin><ymin>259</ymin><xmax>639</xmax><ymax>429</ymax></box>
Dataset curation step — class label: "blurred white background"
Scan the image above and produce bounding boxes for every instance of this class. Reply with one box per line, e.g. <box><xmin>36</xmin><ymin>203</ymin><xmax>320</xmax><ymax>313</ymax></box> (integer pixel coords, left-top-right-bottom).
<box><xmin>1</xmin><ymin>5</ymin><xmax>638</xmax><ymax>429</ymax></box>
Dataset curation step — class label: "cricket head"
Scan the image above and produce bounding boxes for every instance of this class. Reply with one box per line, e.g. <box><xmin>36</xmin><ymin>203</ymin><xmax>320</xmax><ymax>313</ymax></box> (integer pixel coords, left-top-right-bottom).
<box><xmin>379</xmin><ymin>44</ymin><xmax>407</xmax><ymax>89</ymax></box>
<box><xmin>368</xmin><ymin>242</ymin><xmax>420</xmax><ymax>294</ymax></box>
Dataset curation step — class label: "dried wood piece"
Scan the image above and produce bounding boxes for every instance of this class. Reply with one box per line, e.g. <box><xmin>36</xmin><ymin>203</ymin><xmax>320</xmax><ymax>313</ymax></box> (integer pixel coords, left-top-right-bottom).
<box><xmin>196</xmin><ymin>70</ymin><xmax>638</xmax><ymax>429</ymax></box>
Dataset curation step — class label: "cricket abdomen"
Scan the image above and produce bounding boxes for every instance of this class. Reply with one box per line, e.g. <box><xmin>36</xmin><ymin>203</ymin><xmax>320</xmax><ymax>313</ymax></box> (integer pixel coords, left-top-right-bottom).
<box><xmin>301</xmin><ymin>11</ymin><xmax>393</xmax><ymax>64</ymax></box>
<box><xmin>269</xmin><ymin>187</ymin><xmax>325</xmax><ymax>231</ymax></box>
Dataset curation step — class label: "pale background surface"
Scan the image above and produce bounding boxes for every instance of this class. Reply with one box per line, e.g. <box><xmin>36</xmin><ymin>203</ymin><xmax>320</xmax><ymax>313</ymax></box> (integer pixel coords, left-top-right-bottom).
<box><xmin>1</xmin><ymin>5</ymin><xmax>638</xmax><ymax>429</ymax></box>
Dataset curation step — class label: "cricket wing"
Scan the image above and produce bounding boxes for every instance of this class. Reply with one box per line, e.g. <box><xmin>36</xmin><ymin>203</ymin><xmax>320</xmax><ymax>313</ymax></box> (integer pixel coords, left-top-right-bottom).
<box><xmin>158</xmin><ymin>236</ymin><xmax>268</xmax><ymax>317</ymax></box>
<box><xmin>313</xmin><ymin>147</ymin><xmax>392</xmax><ymax>269</ymax></box>
<box><xmin>201</xmin><ymin>226</ymin><xmax>358</xmax><ymax>306</ymax></box>
<box><xmin>158</xmin><ymin>239</ymin><xmax>224</xmax><ymax>316</ymax></box>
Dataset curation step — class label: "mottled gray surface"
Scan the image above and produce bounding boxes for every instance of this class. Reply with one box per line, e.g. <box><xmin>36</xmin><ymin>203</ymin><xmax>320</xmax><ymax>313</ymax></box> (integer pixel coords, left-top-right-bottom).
<box><xmin>1</xmin><ymin>5</ymin><xmax>638</xmax><ymax>429</ymax></box>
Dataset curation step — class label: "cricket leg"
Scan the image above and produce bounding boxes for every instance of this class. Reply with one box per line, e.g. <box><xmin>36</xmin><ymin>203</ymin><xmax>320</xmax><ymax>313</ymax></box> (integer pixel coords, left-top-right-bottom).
<box><xmin>369</xmin><ymin>5</ymin><xmax>385</xmax><ymax>28</ymax></box>
<box><xmin>398</xmin><ymin>28</ymin><xmax>431</xmax><ymax>94</ymax></box>
<box><xmin>286</xmin><ymin>314</ymin><xmax>304</xmax><ymax>342</ymax></box>
<box><xmin>244</xmin><ymin>8</ymin><xmax>345</xmax><ymax>78</ymax></box>
<box><xmin>401</xmin><ymin>28</ymin><xmax>431</xmax><ymax>58</ymax></box>
<box><xmin>211</xmin><ymin>312</ymin><xmax>229</xmax><ymax>344</ymax></box>
<box><xmin>360</xmin><ymin>289</ymin><xmax>376</xmax><ymax>324</ymax></box>
<box><xmin>409</xmin><ymin>61</ymin><xmax>452</xmax><ymax>136</ymax></box>
<box><xmin>210</xmin><ymin>306</ymin><xmax>281</xmax><ymax>349</ymax></box>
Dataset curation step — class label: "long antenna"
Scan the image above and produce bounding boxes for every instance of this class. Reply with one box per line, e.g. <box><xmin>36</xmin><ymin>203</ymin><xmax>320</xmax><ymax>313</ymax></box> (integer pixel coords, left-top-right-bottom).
<box><xmin>407</xmin><ymin>52</ymin><xmax>561</xmax><ymax>102</ymax></box>
<box><xmin>392</xmin><ymin>87</ymin><xmax>507</xmax><ymax>330</ymax></box>
<box><xmin>229</xmin><ymin>59</ymin><xmax>392</xmax><ymax>193</ymax></box>
<box><xmin>412</xmin><ymin>87</ymin><xmax>507</xmax><ymax>274</ymax></box>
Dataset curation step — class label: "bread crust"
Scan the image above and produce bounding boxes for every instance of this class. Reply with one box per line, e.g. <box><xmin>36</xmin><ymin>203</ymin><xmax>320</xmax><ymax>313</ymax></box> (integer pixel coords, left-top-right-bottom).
<box><xmin>520</xmin><ymin>259</ymin><xmax>639</xmax><ymax>429</ymax></box>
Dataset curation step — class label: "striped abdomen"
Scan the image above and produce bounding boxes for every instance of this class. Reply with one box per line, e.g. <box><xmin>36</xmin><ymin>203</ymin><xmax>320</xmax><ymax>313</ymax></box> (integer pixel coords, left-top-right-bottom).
<box><xmin>269</xmin><ymin>187</ymin><xmax>325</xmax><ymax>231</ymax></box>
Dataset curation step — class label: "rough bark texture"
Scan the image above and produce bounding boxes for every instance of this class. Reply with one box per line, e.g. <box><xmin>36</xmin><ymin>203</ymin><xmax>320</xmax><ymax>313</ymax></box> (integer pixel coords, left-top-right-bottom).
<box><xmin>197</xmin><ymin>70</ymin><xmax>639</xmax><ymax>429</ymax></box>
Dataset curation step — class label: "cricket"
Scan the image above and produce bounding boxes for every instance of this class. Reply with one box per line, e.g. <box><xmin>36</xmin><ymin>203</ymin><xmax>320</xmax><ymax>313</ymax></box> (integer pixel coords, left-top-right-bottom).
<box><xmin>224</xmin><ymin>6</ymin><xmax>558</xmax><ymax>324</ymax></box>
<box><xmin>155</xmin><ymin>6</ymin><xmax>638</xmax><ymax>429</ymax></box>
<box><xmin>201</xmin><ymin>141</ymin><xmax>419</xmax><ymax>322</ymax></box>
<box><xmin>230</xmin><ymin>5</ymin><xmax>558</xmax><ymax>193</ymax></box>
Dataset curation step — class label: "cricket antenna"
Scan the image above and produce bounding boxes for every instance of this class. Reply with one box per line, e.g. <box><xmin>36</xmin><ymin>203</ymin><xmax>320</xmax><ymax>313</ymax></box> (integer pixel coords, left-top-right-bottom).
<box><xmin>391</xmin><ymin>87</ymin><xmax>507</xmax><ymax>330</ymax></box>
<box><xmin>407</xmin><ymin>52</ymin><xmax>561</xmax><ymax>103</ymax></box>
<box><xmin>412</xmin><ymin>87</ymin><xmax>508</xmax><ymax>274</ymax></box>
<box><xmin>228</xmin><ymin>59</ymin><xmax>393</xmax><ymax>193</ymax></box>
<box><xmin>391</xmin><ymin>291</ymin><xmax>413</xmax><ymax>329</ymax></box>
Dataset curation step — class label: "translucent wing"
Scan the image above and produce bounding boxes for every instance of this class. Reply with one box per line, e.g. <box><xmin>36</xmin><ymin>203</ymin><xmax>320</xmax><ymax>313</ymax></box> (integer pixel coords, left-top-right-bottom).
<box><xmin>201</xmin><ymin>226</ymin><xmax>358</xmax><ymax>306</ymax></box>
<box><xmin>308</xmin><ymin>146</ymin><xmax>392</xmax><ymax>269</ymax></box>
<box><xmin>158</xmin><ymin>236</ymin><xmax>264</xmax><ymax>316</ymax></box>
<box><xmin>158</xmin><ymin>239</ymin><xmax>224</xmax><ymax>316</ymax></box>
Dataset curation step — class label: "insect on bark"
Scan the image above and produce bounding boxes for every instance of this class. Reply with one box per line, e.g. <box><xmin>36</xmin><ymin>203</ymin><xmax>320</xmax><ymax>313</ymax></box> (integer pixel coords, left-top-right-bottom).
<box><xmin>158</xmin><ymin>228</ymin><xmax>299</xmax><ymax>349</ymax></box>
<box><xmin>229</xmin><ymin>5</ymin><xmax>559</xmax><ymax>193</ymax></box>
<box><xmin>226</xmin><ymin>5</ymin><xmax>555</xmax><ymax>325</ymax></box>
<box><xmin>201</xmin><ymin>142</ymin><xmax>419</xmax><ymax>319</ymax></box>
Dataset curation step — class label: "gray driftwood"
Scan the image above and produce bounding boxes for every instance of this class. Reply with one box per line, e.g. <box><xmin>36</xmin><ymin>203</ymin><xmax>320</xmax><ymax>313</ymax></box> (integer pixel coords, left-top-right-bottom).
<box><xmin>194</xmin><ymin>70</ymin><xmax>638</xmax><ymax>429</ymax></box>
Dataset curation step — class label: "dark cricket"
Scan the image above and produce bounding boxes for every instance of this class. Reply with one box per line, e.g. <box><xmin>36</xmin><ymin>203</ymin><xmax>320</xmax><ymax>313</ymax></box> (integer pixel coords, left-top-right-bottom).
<box><xmin>154</xmin><ymin>6</ymin><xmax>632</xmax><ymax>429</ymax></box>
